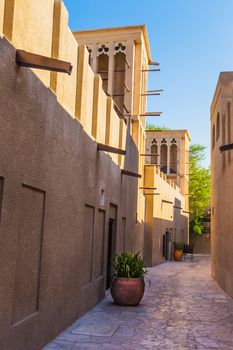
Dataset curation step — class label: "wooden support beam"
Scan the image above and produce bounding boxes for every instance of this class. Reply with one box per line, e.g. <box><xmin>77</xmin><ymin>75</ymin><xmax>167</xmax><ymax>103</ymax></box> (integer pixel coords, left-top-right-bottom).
<box><xmin>219</xmin><ymin>143</ymin><xmax>233</xmax><ymax>153</ymax></box>
<box><xmin>142</xmin><ymin>69</ymin><xmax>160</xmax><ymax>72</ymax></box>
<box><xmin>16</xmin><ymin>50</ymin><xmax>73</xmax><ymax>75</ymax></box>
<box><xmin>123</xmin><ymin>104</ymin><xmax>130</xmax><ymax>114</ymax></box>
<box><xmin>125</xmin><ymin>57</ymin><xmax>131</xmax><ymax>68</ymax></box>
<box><xmin>147</xmin><ymin>89</ymin><xmax>163</xmax><ymax>93</ymax></box>
<box><xmin>140</xmin><ymin>112</ymin><xmax>162</xmax><ymax>117</ymax></box>
<box><xmin>183</xmin><ymin>210</ymin><xmax>191</xmax><ymax>214</ymax></box>
<box><xmin>121</xmin><ymin>170</ymin><xmax>142</xmax><ymax>178</ymax></box>
<box><xmin>113</xmin><ymin>104</ymin><xmax>126</xmax><ymax>121</ymax></box>
<box><xmin>144</xmin><ymin>193</ymin><xmax>160</xmax><ymax>195</ymax></box>
<box><xmin>140</xmin><ymin>93</ymin><xmax>160</xmax><ymax>96</ymax></box>
<box><xmin>173</xmin><ymin>205</ymin><xmax>183</xmax><ymax>210</ymax></box>
<box><xmin>139</xmin><ymin>187</ymin><xmax>157</xmax><ymax>190</ymax></box>
<box><xmin>97</xmin><ymin>143</ymin><xmax>126</xmax><ymax>155</ymax></box>
<box><xmin>143</xmin><ymin>112</ymin><xmax>162</xmax><ymax>116</ymax></box>
<box><xmin>149</xmin><ymin>61</ymin><xmax>160</xmax><ymax>66</ymax></box>
<box><xmin>162</xmin><ymin>199</ymin><xmax>173</xmax><ymax>204</ymax></box>
<box><xmin>140</xmin><ymin>153</ymin><xmax>159</xmax><ymax>156</ymax></box>
<box><xmin>123</xmin><ymin>82</ymin><xmax>130</xmax><ymax>92</ymax></box>
<box><xmin>124</xmin><ymin>112</ymin><xmax>162</xmax><ymax>117</ymax></box>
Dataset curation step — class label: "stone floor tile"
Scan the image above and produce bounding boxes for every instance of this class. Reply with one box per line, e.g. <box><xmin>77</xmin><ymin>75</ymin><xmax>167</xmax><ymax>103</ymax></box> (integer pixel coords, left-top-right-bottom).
<box><xmin>43</xmin><ymin>256</ymin><xmax>233</xmax><ymax>350</ymax></box>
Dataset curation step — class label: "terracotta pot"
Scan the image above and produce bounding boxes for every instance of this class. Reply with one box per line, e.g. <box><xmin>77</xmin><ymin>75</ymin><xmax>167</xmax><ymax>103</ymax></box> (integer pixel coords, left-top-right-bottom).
<box><xmin>174</xmin><ymin>249</ymin><xmax>183</xmax><ymax>261</ymax></box>
<box><xmin>110</xmin><ymin>277</ymin><xmax>145</xmax><ymax>306</ymax></box>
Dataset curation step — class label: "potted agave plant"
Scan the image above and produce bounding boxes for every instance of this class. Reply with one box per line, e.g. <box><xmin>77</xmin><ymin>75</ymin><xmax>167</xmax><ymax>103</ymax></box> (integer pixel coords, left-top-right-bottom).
<box><xmin>173</xmin><ymin>241</ymin><xmax>184</xmax><ymax>261</ymax></box>
<box><xmin>110</xmin><ymin>251</ymin><xmax>147</xmax><ymax>306</ymax></box>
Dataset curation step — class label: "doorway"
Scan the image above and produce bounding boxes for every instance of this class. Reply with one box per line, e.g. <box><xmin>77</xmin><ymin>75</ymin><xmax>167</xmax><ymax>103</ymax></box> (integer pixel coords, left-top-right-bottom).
<box><xmin>106</xmin><ymin>204</ymin><xmax>117</xmax><ymax>289</ymax></box>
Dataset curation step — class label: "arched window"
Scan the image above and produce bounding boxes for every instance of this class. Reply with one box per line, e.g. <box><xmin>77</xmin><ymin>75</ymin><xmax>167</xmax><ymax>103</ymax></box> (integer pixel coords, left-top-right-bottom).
<box><xmin>170</xmin><ymin>144</ymin><xmax>178</xmax><ymax>174</ymax></box>
<box><xmin>160</xmin><ymin>144</ymin><xmax>168</xmax><ymax>173</ymax></box>
<box><xmin>97</xmin><ymin>53</ymin><xmax>109</xmax><ymax>92</ymax></box>
<box><xmin>216</xmin><ymin>113</ymin><xmax>220</xmax><ymax>140</ymax></box>
<box><xmin>212</xmin><ymin>124</ymin><xmax>215</xmax><ymax>150</ymax></box>
<box><xmin>113</xmin><ymin>52</ymin><xmax>126</xmax><ymax>114</ymax></box>
<box><xmin>151</xmin><ymin>144</ymin><xmax>158</xmax><ymax>164</ymax></box>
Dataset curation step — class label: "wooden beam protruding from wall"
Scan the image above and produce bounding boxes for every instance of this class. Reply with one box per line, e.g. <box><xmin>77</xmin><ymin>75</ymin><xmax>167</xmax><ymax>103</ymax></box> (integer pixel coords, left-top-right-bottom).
<box><xmin>144</xmin><ymin>193</ymin><xmax>160</xmax><ymax>195</ymax></box>
<box><xmin>142</xmin><ymin>69</ymin><xmax>160</xmax><ymax>72</ymax></box>
<box><xmin>97</xmin><ymin>143</ymin><xmax>126</xmax><ymax>155</ymax></box>
<box><xmin>139</xmin><ymin>187</ymin><xmax>157</xmax><ymax>190</ymax></box>
<box><xmin>16</xmin><ymin>50</ymin><xmax>73</xmax><ymax>75</ymax></box>
<box><xmin>140</xmin><ymin>93</ymin><xmax>160</xmax><ymax>96</ymax></box>
<box><xmin>121</xmin><ymin>170</ymin><xmax>142</xmax><ymax>178</ymax></box>
<box><xmin>149</xmin><ymin>61</ymin><xmax>160</xmax><ymax>66</ymax></box>
<box><xmin>219</xmin><ymin>143</ymin><xmax>233</xmax><ymax>153</ymax></box>
<box><xmin>124</xmin><ymin>113</ymin><xmax>162</xmax><ymax>118</ymax></box>
<box><xmin>162</xmin><ymin>199</ymin><xmax>173</xmax><ymax>204</ymax></box>
<box><xmin>140</xmin><ymin>153</ymin><xmax>159</xmax><ymax>156</ymax></box>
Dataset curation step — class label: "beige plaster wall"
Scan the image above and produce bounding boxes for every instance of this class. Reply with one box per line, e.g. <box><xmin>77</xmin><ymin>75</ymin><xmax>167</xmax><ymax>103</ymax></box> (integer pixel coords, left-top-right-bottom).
<box><xmin>92</xmin><ymin>74</ymin><xmax>107</xmax><ymax>143</ymax></box>
<box><xmin>211</xmin><ymin>73</ymin><xmax>233</xmax><ymax>298</ymax></box>
<box><xmin>118</xmin><ymin>119</ymin><xmax>127</xmax><ymax>167</ymax></box>
<box><xmin>51</xmin><ymin>1</ymin><xmax>78</xmax><ymax>116</ymax></box>
<box><xmin>3</xmin><ymin>0</ymin><xmax>54</xmax><ymax>86</ymax></box>
<box><xmin>2</xmin><ymin>1</ymin><xmax>124</xmax><ymax>166</ymax></box>
<box><xmin>0</xmin><ymin>35</ymin><xmax>145</xmax><ymax>350</ymax></box>
<box><xmin>76</xmin><ymin>45</ymin><xmax>95</xmax><ymax>136</ymax></box>
<box><xmin>105</xmin><ymin>97</ymin><xmax>120</xmax><ymax>164</ymax></box>
<box><xmin>144</xmin><ymin>165</ymin><xmax>188</xmax><ymax>266</ymax></box>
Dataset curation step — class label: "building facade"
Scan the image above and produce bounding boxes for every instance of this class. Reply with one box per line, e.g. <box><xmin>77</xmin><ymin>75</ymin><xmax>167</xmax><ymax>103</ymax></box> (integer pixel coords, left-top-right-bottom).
<box><xmin>145</xmin><ymin>129</ymin><xmax>190</xmax><ymax>194</ymax></box>
<box><xmin>144</xmin><ymin>130</ymin><xmax>190</xmax><ymax>265</ymax></box>
<box><xmin>211</xmin><ymin>72</ymin><xmax>233</xmax><ymax>298</ymax></box>
<box><xmin>0</xmin><ymin>1</ymin><xmax>189</xmax><ymax>349</ymax></box>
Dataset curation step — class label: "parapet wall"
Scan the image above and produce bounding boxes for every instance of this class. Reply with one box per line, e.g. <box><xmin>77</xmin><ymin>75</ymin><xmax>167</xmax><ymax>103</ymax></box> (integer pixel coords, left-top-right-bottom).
<box><xmin>1</xmin><ymin>0</ymin><xmax>126</xmax><ymax>164</ymax></box>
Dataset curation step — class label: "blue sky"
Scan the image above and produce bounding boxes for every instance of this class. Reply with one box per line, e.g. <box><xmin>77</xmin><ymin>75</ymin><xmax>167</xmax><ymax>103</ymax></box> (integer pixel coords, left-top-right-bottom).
<box><xmin>64</xmin><ymin>0</ymin><xmax>233</xmax><ymax>166</ymax></box>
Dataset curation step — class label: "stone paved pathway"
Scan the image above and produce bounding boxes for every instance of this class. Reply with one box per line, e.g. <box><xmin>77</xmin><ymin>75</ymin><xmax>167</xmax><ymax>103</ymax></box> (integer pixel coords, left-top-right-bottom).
<box><xmin>43</xmin><ymin>256</ymin><xmax>233</xmax><ymax>349</ymax></box>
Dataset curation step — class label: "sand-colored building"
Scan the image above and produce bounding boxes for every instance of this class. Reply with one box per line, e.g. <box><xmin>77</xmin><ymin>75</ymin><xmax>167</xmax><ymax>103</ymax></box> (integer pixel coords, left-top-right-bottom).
<box><xmin>211</xmin><ymin>72</ymin><xmax>233</xmax><ymax>298</ymax></box>
<box><xmin>0</xmin><ymin>1</ymin><xmax>189</xmax><ymax>349</ymax></box>
<box><xmin>144</xmin><ymin>130</ymin><xmax>190</xmax><ymax>265</ymax></box>
<box><xmin>145</xmin><ymin>129</ymin><xmax>190</xmax><ymax>194</ymax></box>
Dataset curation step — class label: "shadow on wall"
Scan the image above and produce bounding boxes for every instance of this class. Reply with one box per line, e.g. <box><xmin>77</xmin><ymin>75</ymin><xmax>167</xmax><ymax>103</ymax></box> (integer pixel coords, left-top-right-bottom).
<box><xmin>144</xmin><ymin>215</ymin><xmax>189</xmax><ymax>267</ymax></box>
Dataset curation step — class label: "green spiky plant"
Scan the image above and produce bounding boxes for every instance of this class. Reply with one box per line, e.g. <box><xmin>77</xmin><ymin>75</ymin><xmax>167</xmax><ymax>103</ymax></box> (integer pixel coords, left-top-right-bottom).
<box><xmin>113</xmin><ymin>251</ymin><xmax>147</xmax><ymax>279</ymax></box>
<box><xmin>173</xmin><ymin>241</ymin><xmax>184</xmax><ymax>251</ymax></box>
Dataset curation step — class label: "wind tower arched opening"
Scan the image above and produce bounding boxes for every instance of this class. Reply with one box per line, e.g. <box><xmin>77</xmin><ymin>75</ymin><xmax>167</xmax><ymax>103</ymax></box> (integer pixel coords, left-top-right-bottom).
<box><xmin>113</xmin><ymin>50</ymin><xmax>126</xmax><ymax>114</ymax></box>
<box><xmin>160</xmin><ymin>144</ymin><xmax>168</xmax><ymax>173</ymax></box>
<box><xmin>151</xmin><ymin>144</ymin><xmax>158</xmax><ymax>164</ymax></box>
<box><xmin>170</xmin><ymin>144</ymin><xmax>178</xmax><ymax>174</ymax></box>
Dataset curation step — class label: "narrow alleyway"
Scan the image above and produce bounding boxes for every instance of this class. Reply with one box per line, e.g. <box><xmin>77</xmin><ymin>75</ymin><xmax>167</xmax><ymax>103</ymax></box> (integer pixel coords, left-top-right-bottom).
<box><xmin>43</xmin><ymin>256</ymin><xmax>233</xmax><ymax>350</ymax></box>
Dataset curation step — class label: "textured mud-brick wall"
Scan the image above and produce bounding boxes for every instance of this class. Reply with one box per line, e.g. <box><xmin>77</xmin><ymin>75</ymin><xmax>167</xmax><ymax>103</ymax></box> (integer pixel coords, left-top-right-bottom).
<box><xmin>0</xmin><ymin>36</ymin><xmax>145</xmax><ymax>350</ymax></box>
